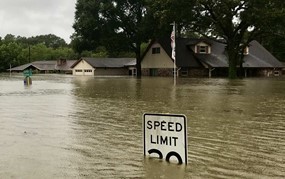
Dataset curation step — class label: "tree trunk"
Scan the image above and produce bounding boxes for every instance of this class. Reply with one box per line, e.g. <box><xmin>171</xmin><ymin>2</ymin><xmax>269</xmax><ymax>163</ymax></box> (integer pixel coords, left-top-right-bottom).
<box><xmin>136</xmin><ymin>58</ymin><xmax>142</xmax><ymax>77</ymax></box>
<box><xmin>228</xmin><ymin>60</ymin><xmax>237</xmax><ymax>79</ymax></box>
<box><xmin>135</xmin><ymin>45</ymin><xmax>142</xmax><ymax>77</ymax></box>
<box><xmin>227</xmin><ymin>47</ymin><xmax>238</xmax><ymax>79</ymax></box>
<box><xmin>238</xmin><ymin>60</ymin><xmax>244</xmax><ymax>78</ymax></box>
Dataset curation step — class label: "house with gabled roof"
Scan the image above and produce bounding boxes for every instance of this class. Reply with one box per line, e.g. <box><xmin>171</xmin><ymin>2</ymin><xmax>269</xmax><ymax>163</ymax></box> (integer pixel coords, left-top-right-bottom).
<box><xmin>9</xmin><ymin>59</ymin><xmax>77</xmax><ymax>74</ymax></box>
<box><xmin>70</xmin><ymin>57</ymin><xmax>136</xmax><ymax>76</ymax></box>
<box><xmin>141</xmin><ymin>38</ymin><xmax>284</xmax><ymax>77</ymax></box>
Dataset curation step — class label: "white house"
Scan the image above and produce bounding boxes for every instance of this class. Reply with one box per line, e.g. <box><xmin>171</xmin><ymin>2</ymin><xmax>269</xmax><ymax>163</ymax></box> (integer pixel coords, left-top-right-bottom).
<box><xmin>71</xmin><ymin>57</ymin><xmax>136</xmax><ymax>76</ymax></box>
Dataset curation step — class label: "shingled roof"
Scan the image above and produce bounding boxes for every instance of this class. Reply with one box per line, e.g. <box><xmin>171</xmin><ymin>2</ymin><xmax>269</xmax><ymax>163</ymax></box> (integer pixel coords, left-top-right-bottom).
<box><xmin>71</xmin><ymin>58</ymin><xmax>136</xmax><ymax>68</ymax></box>
<box><xmin>243</xmin><ymin>40</ymin><xmax>283</xmax><ymax>68</ymax></box>
<box><xmin>146</xmin><ymin>38</ymin><xmax>203</xmax><ymax>68</ymax></box>
<box><xmin>9</xmin><ymin>60</ymin><xmax>77</xmax><ymax>72</ymax></box>
<box><xmin>150</xmin><ymin>37</ymin><xmax>283</xmax><ymax>68</ymax></box>
<box><xmin>193</xmin><ymin>39</ymin><xmax>228</xmax><ymax>67</ymax></box>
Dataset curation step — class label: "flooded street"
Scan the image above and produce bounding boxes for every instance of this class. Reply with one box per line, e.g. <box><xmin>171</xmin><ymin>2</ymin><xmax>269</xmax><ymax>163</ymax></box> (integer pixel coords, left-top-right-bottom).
<box><xmin>0</xmin><ymin>74</ymin><xmax>284</xmax><ymax>178</ymax></box>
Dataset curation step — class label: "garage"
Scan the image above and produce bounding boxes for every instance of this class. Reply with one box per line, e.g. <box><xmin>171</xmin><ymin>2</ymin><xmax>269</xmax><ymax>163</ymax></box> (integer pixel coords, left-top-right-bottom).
<box><xmin>71</xmin><ymin>57</ymin><xmax>136</xmax><ymax>76</ymax></box>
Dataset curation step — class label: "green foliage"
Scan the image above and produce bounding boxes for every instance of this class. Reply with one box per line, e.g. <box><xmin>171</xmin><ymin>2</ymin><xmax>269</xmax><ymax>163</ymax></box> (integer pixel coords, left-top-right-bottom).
<box><xmin>151</xmin><ymin>0</ymin><xmax>285</xmax><ymax>78</ymax></box>
<box><xmin>192</xmin><ymin>0</ymin><xmax>285</xmax><ymax>78</ymax></box>
<box><xmin>260</xmin><ymin>35</ymin><xmax>285</xmax><ymax>62</ymax></box>
<box><xmin>0</xmin><ymin>34</ymin><xmax>77</xmax><ymax>72</ymax></box>
<box><xmin>0</xmin><ymin>42</ymin><xmax>25</xmax><ymax>71</ymax></box>
<box><xmin>72</xmin><ymin>0</ymin><xmax>156</xmax><ymax>76</ymax></box>
<box><xmin>72</xmin><ymin>0</ymin><xmax>103</xmax><ymax>53</ymax></box>
<box><xmin>2</xmin><ymin>34</ymin><xmax>67</xmax><ymax>48</ymax></box>
<box><xmin>149</xmin><ymin>0</ymin><xmax>196</xmax><ymax>37</ymax></box>
<box><xmin>29</xmin><ymin>34</ymin><xmax>68</xmax><ymax>48</ymax></box>
<box><xmin>80</xmin><ymin>50</ymin><xmax>93</xmax><ymax>58</ymax></box>
<box><xmin>140</xmin><ymin>42</ymin><xmax>150</xmax><ymax>56</ymax></box>
<box><xmin>3</xmin><ymin>34</ymin><xmax>17</xmax><ymax>43</ymax></box>
<box><xmin>79</xmin><ymin>46</ymin><xmax>109</xmax><ymax>58</ymax></box>
<box><xmin>92</xmin><ymin>46</ymin><xmax>109</xmax><ymax>58</ymax></box>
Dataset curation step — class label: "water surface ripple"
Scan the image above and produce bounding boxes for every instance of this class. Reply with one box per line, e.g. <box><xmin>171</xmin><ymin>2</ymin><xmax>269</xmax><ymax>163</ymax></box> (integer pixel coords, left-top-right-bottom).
<box><xmin>0</xmin><ymin>74</ymin><xmax>284</xmax><ymax>178</ymax></box>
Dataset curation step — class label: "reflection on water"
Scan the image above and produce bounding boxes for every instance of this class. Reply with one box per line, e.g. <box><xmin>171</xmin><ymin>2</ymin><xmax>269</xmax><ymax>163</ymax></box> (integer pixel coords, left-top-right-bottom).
<box><xmin>0</xmin><ymin>74</ymin><xmax>284</xmax><ymax>178</ymax></box>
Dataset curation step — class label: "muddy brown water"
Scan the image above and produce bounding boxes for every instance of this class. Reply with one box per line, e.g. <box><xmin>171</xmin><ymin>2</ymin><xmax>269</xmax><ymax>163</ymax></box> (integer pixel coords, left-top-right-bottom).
<box><xmin>0</xmin><ymin>74</ymin><xmax>284</xmax><ymax>178</ymax></box>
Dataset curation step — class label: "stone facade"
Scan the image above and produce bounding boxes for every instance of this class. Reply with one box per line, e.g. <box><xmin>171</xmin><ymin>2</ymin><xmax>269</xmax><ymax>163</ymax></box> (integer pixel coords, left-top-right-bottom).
<box><xmin>142</xmin><ymin>67</ymin><xmax>283</xmax><ymax>77</ymax></box>
<box><xmin>255</xmin><ymin>68</ymin><xmax>282</xmax><ymax>77</ymax></box>
<box><xmin>142</xmin><ymin>68</ymin><xmax>173</xmax><ymax>76</ymax></box>
<box><xmin>183</xmin><ymin>68</ymin><xmax>208</xmax><ymax>77</ymax></box>
<box><xmin>142</xmin><ymin>68</ymin><xmax>208</xmax><ymax>77</ymax></box>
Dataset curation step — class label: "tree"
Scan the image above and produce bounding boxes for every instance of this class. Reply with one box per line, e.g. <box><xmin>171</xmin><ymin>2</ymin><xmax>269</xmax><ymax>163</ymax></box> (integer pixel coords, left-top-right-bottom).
<box><xmin>256</xmin><ymin>0</ymin><xmax>285</xmax><ymax>62</ymax></box>
<box><xmin>0</xmin><ymin>34</ymin><xmax>77</xmax><ymax>71</ymax></box>
<box><xmin>260</xmin><ymin>36</ymin><xmax>285</xmax><ymax>62</ymax></box>
<box><xmin>194</xmin><ymin>0</ymin><xmax>285</xmax><ymax>78</ymax></box>
<box><xmin>72</xmin><ymin>0</ymin><xmax>155</xmax><ymax>76</ymax></box>
<box><xmin>151</xmin><ymin>0</ymin><xmax>285</xmax><ymax>78</ymax></box>
<box><xmin>3</xmin><ymin>34</ymin><xmax>16</xmax><ymax>43</ymax></box>
<box><xmin>0</xmin><ymin>42</ymin><xmax>24</xmax><ymax>71</ymax></box>
<box><xmin>72</xmin><ymin>0</ymin><xmax>104</xmax><ymax>53</ymax></box>
<box><xmin>29</xmin><ymin>34</ymin><xmax>67</xmax><ymax>48</ymax></box>
<box><xmin>149</xmin><ymin>0</ymin><xmax>196</xmax><ymax>38</ymax></box>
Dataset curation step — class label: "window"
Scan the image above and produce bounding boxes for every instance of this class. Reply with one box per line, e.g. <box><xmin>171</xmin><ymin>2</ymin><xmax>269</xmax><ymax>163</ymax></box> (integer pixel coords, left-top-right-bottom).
<box><xmin>84</xmin><ymin>69</ymin><xmax>92</xmax><ymax>73</ymax></box>
<box><xmin>197</xmin><ymin>45</ymin><xmax>208</xmax><ymax>54</ymax></box>
<box><xmin>75</xmin><ymin>69</ymin><xmax>82</xmax><ymax>72</ymax></box>
<box><xmin>129</xmin><ymin>69</ymin><xmax>137</xmax><ymax>76</ymax></box>
<box><xmin>150</xmin><ymin>68</ymin><xmax>158</xmax><ymax>76</ymax></box>
<box><xmin>152</xmin><ymin>47</ymin><xmax>160</xmax><ymax>54</ymax></box>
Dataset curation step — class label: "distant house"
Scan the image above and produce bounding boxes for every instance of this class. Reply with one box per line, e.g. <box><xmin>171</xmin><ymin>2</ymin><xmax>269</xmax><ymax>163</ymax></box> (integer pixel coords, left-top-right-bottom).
<box><xmin>70</xmin><ymin>57</ymin><xmax>137</xmax><ymax>76</ymax></box>
<box><xmin>141</xmin><ymin>38</ymin><xmax>284</xmax><ymax>77</ymax></box>
<box><xmin>9</xmin><ymin>59</ymin><xmax>77</xmax><ymax>74</ymax></box>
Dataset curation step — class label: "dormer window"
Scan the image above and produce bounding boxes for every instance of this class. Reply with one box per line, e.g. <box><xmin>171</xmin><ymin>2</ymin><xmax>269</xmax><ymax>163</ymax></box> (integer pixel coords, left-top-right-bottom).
<box><xmin>198</xmin><ymin>45</ymin><xmax>209</xmax><ymax>54</ymax></box>
<box><xmin>195</xmin><ymin>42</ymin><xmax>211</xmax><ymax>54</ymax></box>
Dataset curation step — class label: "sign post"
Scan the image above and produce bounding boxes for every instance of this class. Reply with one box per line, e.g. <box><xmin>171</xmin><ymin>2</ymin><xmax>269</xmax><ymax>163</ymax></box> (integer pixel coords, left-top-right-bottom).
<box><xmin>143</xmin><ymin>113</ymin><xmax>188</xmax><ymax>164</ymax></box>
<box><xmin>23</xmin><ymin>69</ymin><xmax>32</xmax><ymax>86</ymax></box>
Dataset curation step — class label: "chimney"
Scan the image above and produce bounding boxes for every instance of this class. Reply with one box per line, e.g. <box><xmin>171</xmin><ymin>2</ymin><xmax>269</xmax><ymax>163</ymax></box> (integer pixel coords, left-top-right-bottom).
<box><xmin>57</xmin><ymin>59</ymin><xmax>67</xmax><ymax>66</ymax></box>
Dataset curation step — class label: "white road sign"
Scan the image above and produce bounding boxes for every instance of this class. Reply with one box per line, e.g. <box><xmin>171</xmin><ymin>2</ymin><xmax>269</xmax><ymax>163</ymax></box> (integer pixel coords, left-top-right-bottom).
<box><xmin>143</xmin><ymin>113</ymin><xmax>188</xmax><ymax>164</ymax></box>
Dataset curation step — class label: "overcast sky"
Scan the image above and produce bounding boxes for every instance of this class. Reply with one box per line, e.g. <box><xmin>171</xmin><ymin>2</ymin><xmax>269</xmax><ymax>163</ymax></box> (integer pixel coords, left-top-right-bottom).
<box><xmin>0</xmin><ymin>0</ymin><xmax>76</xmax><ymax>43</ymax></box>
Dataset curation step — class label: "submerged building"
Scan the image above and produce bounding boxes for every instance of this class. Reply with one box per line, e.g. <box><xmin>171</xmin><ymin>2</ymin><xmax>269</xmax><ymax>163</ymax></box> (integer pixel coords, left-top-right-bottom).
<box><xmin>9</xmin><ymin>59</ymin><xmax>77</xmax><ymax>74</ymax></box>
<box><xmin>141</xmin><ymin>38</ymin><xmax>284</xmax><ymax>77</ymax></box>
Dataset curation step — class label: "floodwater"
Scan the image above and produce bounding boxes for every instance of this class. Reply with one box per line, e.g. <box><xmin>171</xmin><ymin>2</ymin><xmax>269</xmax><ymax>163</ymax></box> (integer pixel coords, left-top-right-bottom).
<box><xmin>0</xmin><ymin>74</ymin><xmax>284</xmax><ymax>178</ymax></box>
